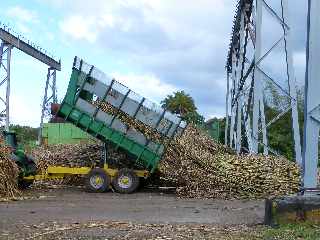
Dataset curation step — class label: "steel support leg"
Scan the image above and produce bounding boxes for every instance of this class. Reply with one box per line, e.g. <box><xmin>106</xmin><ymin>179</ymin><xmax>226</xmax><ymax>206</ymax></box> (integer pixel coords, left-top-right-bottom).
<box><xmin>260</xmin><ymin>98</ymin><xmax>268</xmax><ymax>155</ymax></box>
<box><xmin>225</xmin><ymin>72</ymin><xmax>230</xmax><ymax>146</ymax></box>
<box><xmin>229</xmin><ymin>52</ymin><xmax>237</xmax><ymax>148</ymax></box>
<box><xmin>236</xmin><ymin>11</ymin><xmax>245</xmax><ymax>154</ymax></box>
<box><xmin>230</xmin><ymin>103</ymin><xmax>236</xmax><ymax>148</ymax></box>
<box><xmin>252</xmin><ymin>0</ymin><xmax>263</xmax><ymax>153</ymax></box>
<box><xmin>302</xmin><ymin>0</ymin><xmax>320</xmax><ymax>188</ymax></box>
<box><xmin>38</xmin><ymin>67</ymin><xmax>57</xmax><ymax>145</ymax></box>
<box><xmin>282</xmin><ymin>0</ymin><xmax>302</xmax><ymax>165</ymax></box>
<box><xmin>230</xmin><ymin>105</ymin><xmax>236</xmax><ymax>148</ymax></box>
<box><xmin>0</xmin><ymin>42</ymin><xmax>12</xmax><ymax>131</ymax></box>
<box><xmin>243</xmin><ymin>94</ymin><xmax>253</xmax><ymax>153</ymax></box>
<box><xmin>236</xmin><ymin>99</ymin><xmax>242</xmax><ymax>153</ymax></box>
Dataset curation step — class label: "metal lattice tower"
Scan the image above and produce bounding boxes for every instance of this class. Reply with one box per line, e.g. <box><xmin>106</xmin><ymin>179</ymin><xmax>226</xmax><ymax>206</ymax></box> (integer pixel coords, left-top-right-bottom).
<box><xmin>38</xmin><ymin>67</ymin><xmax>57</xmax><ymax>144</ymax></box>
<box><xmin>0</xmin><ymin>22</ymin><xmax>61</xmax><ymax>143</ymax></box>
<box><xmin>227</xmin><ymin>0</ymin><xmax>320</xmax><ymax>190</ymax></box>
<box><xmin>0</xmin><ymin>42</ymin><xmax>12</xmax><ymax>131</ymax></box>
<box><xmin>225</xmin><ymin>0</ymin><xmax>302</xmax><ymax>162</ymax></box>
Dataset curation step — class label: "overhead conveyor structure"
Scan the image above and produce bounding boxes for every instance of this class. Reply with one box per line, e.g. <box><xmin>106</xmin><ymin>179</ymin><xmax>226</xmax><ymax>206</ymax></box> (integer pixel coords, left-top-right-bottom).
<box><xmin>0</xmin><ymin>22</ymin><xmax>61</xmax><ymax>139</ymax></box>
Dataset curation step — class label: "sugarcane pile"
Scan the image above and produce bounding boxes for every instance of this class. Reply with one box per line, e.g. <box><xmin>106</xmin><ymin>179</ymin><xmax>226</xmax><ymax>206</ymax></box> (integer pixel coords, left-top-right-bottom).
<box><xmin>32</xmin><ymin>144</ymin><xmax>101</xmax><ymax>172</ymax></box>
<box><xmin>93</xmin><ymin>100</ymin><xmax>167</xmax><ymax>144</ymax></box>
<box><xmin>160</xmin><ymin>126</ymin><xmax>301</xmax><ymax>199</ymax></box>
<box><xmin>32</xmin><ymin>143</ymin><xmax>128</xmax><ymax>173</ymax></box>
<box><xmin>0</xmin><ymin>137</ymin><xmax>20</xmax><ymax>198</ymax></box>
<box><xmin>31</xmin><ymin>94</ymin><xmax>300</xmax><ymax>199</ymax></box>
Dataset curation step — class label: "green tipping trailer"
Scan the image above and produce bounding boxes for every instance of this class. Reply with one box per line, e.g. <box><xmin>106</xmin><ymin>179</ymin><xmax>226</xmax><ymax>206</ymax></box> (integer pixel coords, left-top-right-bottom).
<box><xmin>30</xmin><ymin>56</ymin><xmax>186</xmax><ymax>193</ymax></box>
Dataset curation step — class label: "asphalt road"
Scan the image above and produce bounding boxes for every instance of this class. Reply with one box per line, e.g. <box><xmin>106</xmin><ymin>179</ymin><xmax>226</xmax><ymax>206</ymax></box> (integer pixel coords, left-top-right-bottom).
<box><xmin>0</xmin><ymin>187</ymin><xmax>264</xmax><ymax>230</ymax></box>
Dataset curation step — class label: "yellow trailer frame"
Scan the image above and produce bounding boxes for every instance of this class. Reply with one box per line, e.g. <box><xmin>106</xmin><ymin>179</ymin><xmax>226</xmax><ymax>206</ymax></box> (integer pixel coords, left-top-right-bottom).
<box><xmin>23</xmin><ymin>164</ymin><xmax>149</xmax><ymax>181</ymax></box>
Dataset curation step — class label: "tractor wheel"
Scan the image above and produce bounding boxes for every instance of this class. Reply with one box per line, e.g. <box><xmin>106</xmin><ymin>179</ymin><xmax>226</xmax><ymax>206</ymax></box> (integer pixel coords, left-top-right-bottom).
<box><xmin>27</xmin><ymin>161</ymin><xmax>37</xmax><ymax>175</ymax></box>
<box><xmin>85</xmin><ymin>168</ymin><xmax>110</xmax><ymax>193</ymax></box>
<box><xmin>17</xmin><ymin>161</ymin><xmax>36</xmax><ymax>189</ymax></box>
<box><xmin>112</xmin><ymin>168</ymin><xmax>140</xmax><ymax>194</ymax></box>
<box><xmin>18</xmin><ymin>179</ymin><xmax>33</xmax><ymax>189</ymax></box>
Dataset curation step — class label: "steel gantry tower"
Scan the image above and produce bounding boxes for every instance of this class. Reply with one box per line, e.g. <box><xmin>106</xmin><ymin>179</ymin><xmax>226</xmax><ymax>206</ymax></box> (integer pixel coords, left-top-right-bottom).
<box><xmin>0</xmin><ymin>42</ymin><xmax>12</xmax><ymax>131</ymax></box>
<box><xmin>0</xmin><ymin>22</ymin><xmax>61</xmax><ymax>143</ymax></box>
<box><xmin>226</xmin><ymin>0</ymin><xmax>302</xmax><ymax>161</ymax></box>
<box><xmin>39</xmin><ymin>66</ymin><xmax>58</xmax><ymax>144</ymax></box>
<box><xmin>226</xmin><ymin>0</ymin><xmax>320</xmax><ymax>190</ymax></box>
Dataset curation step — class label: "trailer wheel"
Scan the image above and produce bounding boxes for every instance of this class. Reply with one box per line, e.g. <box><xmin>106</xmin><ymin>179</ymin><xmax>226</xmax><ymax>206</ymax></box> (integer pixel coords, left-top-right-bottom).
<box><xmin>85</xmin><ymin>168</ymin><xmax>110</xmax><ymax>193</ymax></box>
<box><xmin>112</xmin><ymin>168</ymin><xmax>140</xmax><ymax>194</ymax></box>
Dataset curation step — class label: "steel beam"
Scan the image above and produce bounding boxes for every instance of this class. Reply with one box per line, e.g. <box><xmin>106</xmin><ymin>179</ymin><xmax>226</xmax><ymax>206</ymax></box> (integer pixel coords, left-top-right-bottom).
<box><xmin>302</xmin><ymin>0</ymin><xmax>320</xmax><ymax>188</ymax></box>
<box><xmin>0</xmin><ymin>27</ymin><xmax>61</xmax><ymax>70</ymax></box>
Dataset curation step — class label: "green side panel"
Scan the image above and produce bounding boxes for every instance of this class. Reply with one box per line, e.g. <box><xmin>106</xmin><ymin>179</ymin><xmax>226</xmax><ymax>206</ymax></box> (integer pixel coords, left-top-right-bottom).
<box><xmin>72</xmin><ymin>124</ymin><xmax>90</xmax><ymax>139</ymax></box>
<box><xmin>42</xmin><ymin>122</ymin><xmax>95</xmax><ymax>145</ymax></box>
<box><xmin>42</xmin><ymin>124</ymin><xmax>48</xmax><ymax>138</ymax></box>
<box><xmin>89</xmin><ymin>121</ymin><xmax>103</xmax><ymax>133</ymax></box>
<box><xmin>48</xmin><ymin>123</ymin><xmax>60</xmax><ymax>145</ymax></box>
<box><xmin>60</xmin><ymin>123</ymin><xmax>72</xmax><ymax>139</ymax></box>
<box><xmin>100</xmin><ymin>126</ymin><xmax>113</xmax><ymax>138</ymax></box>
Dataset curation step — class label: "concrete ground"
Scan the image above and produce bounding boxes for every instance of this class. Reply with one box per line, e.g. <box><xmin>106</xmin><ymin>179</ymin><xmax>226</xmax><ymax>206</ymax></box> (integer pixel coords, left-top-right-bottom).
<box><xmin>0</xmin><ymin>186</ymin><xmax>265</xmax><ymax>239</ymax></box>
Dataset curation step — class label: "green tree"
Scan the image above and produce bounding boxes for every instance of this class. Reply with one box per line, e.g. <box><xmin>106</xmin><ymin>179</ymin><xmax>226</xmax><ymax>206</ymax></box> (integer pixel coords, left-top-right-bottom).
<box><xmin>205</xmin><ymin>117</ymin><xmax>225</xmax><ymax>143</ymax></box>
<box><xmin>9</xmin><ymin>125</ymin><xmax>38</xmax><ymax>146</ymax></box>
<box><xmin>161</xmin><ymin>91</ymin><xmax>197</xmax><ymax>115</ymax></box>
<box><xmin>161</xmin><ymin>91</ymin><xmax>204</xmax><ymax>124</ymax></box>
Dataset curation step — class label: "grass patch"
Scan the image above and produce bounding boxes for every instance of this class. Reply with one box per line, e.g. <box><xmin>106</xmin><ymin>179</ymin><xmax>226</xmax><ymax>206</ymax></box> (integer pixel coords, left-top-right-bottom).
<box><xmin>262</xmin><ymin>223</ymin><xmax>320</xmax><ymax>240</ymax></box>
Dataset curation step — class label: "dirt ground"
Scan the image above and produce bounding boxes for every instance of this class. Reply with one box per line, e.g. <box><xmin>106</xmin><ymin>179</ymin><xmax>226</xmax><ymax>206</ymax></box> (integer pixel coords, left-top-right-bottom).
<box><xmin>0</xmin><ymin>186</ymin><xmax>265</xmax><ymax>239</ymax></box>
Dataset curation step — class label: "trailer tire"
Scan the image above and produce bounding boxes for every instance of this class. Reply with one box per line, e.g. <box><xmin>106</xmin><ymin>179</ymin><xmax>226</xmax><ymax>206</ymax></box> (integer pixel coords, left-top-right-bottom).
<box><xmin>112</xmin><ymin>168</ymin><xmax>140</xmax><ymax>194</ymax></box>
<box><xmin>85</xmin><ymin>168</ymin><xmax>110</xmax><ymax>193</ymax></box>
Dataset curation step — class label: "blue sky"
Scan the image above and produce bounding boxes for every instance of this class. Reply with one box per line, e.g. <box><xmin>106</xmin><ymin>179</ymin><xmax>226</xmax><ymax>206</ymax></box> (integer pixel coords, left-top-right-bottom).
<box><xmin>0</xmin><ymin>0</ymin><xmax>308</xmax><ymax>127</ymax></box>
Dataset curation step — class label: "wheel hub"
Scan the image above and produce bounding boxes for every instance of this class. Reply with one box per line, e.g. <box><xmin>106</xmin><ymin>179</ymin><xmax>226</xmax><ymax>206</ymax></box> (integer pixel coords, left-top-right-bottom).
<box><xmin>90</xmin><ymin>175</ymin><xmax>104</xmax><ymax>189</ymax></box>
<box><xmin>118</xmin><ymin>176</ymin><xmax>132</xmax><ymax>189</ymax></box>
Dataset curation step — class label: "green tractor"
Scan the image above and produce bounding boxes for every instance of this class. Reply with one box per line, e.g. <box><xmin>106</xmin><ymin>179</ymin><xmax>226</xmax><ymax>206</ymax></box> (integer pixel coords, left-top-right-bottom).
<box><xmin>2</xmin><ymin>131</ymin><xmax>37</xmax><ymax>189</ymax></box>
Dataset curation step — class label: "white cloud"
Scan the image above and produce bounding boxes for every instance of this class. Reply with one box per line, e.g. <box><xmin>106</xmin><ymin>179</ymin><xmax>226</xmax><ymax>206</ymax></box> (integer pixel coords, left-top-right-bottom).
<box><xmin>111</xmin><ymin>72</ymin><xmax>177</xmax><ymax>103</ymax></box>
<box><xmin>98</xmin><ymin>14</ymin><xmax>116</xmax><ymax>28</ymax></box>
<box><xmin>54</xmin><ymin>0</ymin><xmax>235</xmax><ymax>120</ymax></box>
<box><xmin>6</xmin><ymin>6</ymin><xmax>38</xmax><ymax>23</ymax></box>
<box><xmin>59</xmin><ymin>15</ymin><xmax>98</xmax><ymax>43</ymax></box>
